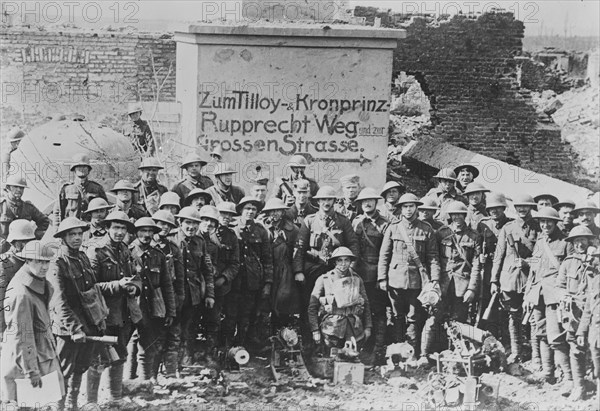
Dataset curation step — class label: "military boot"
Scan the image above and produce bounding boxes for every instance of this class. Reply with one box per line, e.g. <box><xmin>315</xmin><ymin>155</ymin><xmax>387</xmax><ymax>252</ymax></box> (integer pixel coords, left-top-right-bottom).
<box><xmin>107</xmin><ymin>363</ymin><xmax>124</xmax><ymax>401</ymax></box>
<box><xmin>569</xmin><ymin>351</ymin><xmax>586</xmax><ymax>401</ymax></box>
<box><xmin>64</xmin><ymin>372</ymin><xmax>83</xmax><ymax>411</ymax></box>
<box><xmin>373</xmin><ymin>317</ymin><xmax>387</xmax><ymax>362</ymax></box>
<box><xmin>85</xmin><ymin>367</ymin><xmax>102</xmax><ymax>405</ymax></box>
<box><xmin>123</xmin><ymin>340</ymin><xmax>138</xmax><ymax>380</ymax></box>
<box><xmin>391</xmin><ymin>316</ymin><xmax>406</xmax><ymax>343</ymax></box>
<box><xmin>163</xmin><ymin>352</ymin><xmax>179</xmax><ymax>378</ymax></box>
<box><xmin>554</xmin><ymin>345</ymin><xmax>572</xmax><ymax>383</ymax></box>
<box><xmin>507</xmin><ymin>313</ymin><xmax>522</xmax><ymax>363</ymax></box>
<box><xmin>540</xmin><ymin>340</ymin><xmax>556</xmax><ymax>383</ymax></box>
<box><xmin>530</xmin><ymin>331</ymin><xmax>541</xmax><ymax>369</ymax></box>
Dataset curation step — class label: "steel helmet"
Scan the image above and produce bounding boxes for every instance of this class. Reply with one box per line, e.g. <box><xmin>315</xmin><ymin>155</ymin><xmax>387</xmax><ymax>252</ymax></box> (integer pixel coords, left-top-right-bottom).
<box><xmin>288</xmin><ymin>155</ymin><xmax>308</xmax><ymax>168</ymax></box>
<box><xmin>210</xmin><ymin>144</ymin><xmax>223</xmax><ymax>159</ymax></box>
<box><xmin>6</xmin><ymin>219</ymin><xmax>36</xmax><ymax>243</ymax></box>
<box><xmin>70</xmin><ymin>153</ymin><xmax>92</xmax><ymax>171</ymax></box>
<box><xmin>330</xmin><ymin>246</ymin><xmax>356</xmax><ymax>260</ymax></box>
<box><xmin>54</xmin><ymin>217</ymin><xmax>90</xmax><ymax>238</ymax></box>
<box><xmin>84</xmin><ymin>198</ymin><xmax>113</xmax><ymax>214</ymax></box>
<box><xmin>418</xmin><ymin>196</ymin><xmax>440</xmax><ymax>210</ymax></box>
<box><xmin>199</xmin><ymin>205</ymin><xmax>220</xmax><ymax>222</ymax></box>
<box><xmin>395</xmin><ymin>193</ymin><xmax>423</xmax><ymax>207</ymax></box>
<box><xmin>213</xmin><ymin>162</ymin><xmax>237</xmax><ymax>176</ymax></box>
<box><xmin>4</xmin><ymin>175</ymin><xmax>27</xmax><ymax>188</ymax></box>
<box><xmin>103</xmin><ymin>210</ymin><xmax>135</xmax><ymax>231</ymax></box>
<box><xmin>533</xmin><ymin>207</ymin><xmax>561</xmax><ymax>221</ymax></box>
<box><xmin>463</xmin><ymin>182</ymin><xmax>490</xmax><ymax>196</ymax></box>
<box><xmin>159</xmin><ymin>192</ymin><xmax>181</xmax><ymax>209</ymax></box>
<box><xmin>138</xmin><ymin>157</ymin><xmax>164</xmax><ymax>170</ymax></box>
<box><xmin>356</xmin><ymin>187</ymin><xmax>382</xmax><ymax>202</ymax></box>
<box><xmin>565</xmin><ymin>226</ymin><xmax>595</xmax><ymax>242</ymax></box>
<box><xmin>434</xmin><ymin>168</ymin><xmax>457</xmax><ymax>181</ymax></box>
<box><xmin>152</xmin><ymin>210</ymin><xmax>177</xmax><ymax>228</ymax></box>
<box><xmin>127</xmin><ymin>102</ymin><xmax>143</xmax><ymax>115</ymax></box>
<box><xmin>485</xmin><ymin>192</ymin><xmax>508</xmax><ymax>209</ymax></box>
<box><xmin>446</xmin><ymin>201</ymin><xmax>468</xmax><ymax>215</ymax></box>
<box><xmin>236</xmin><ymin>196</ymin><xmax>262</xmax><ymax>214</ymax></box>
<box><xmin>184</xmin><ymin>188</ymin><xmax>213</xmax><ymax>206</ymax></box>
<box><xmin>553</xmin><ymin>198</ymin><xmax>576</xmax><ymax>210</ymax></box>
<box><xmin>110</xmin><ymin>180</ymin><xmax>137</xmax><ymax>193</ymax></box>
<box><xmin>380</xmin><ymin>181</ymin><xmax>404</xmax><ymax>197</ymax></box>
<box><xmin>7</xmin><ymin>127</ymin><xmax>25</xmax><ymax>142</ymax></box>
<box><xmin>572</xmin><ymin>199</ymin><xmax>600</xmax><ymax>214</ymax></box>
<box><xmin>512</xmin><ymin>193</ymin><xmax>537</xmax><ymax>208</ymax></box>
<box><xmin>312</xmin><ymin>186</ymin><xmax>338</xmax><ymax>200</ymax></box>
<box><xmin>217</xmin><ymin>202</ymin><xmax>238</xmax><ymax>215</ymax></box>
<box><xmin>533</xmin><ymin>193</ymin><xmax>559</xmax><ymax>205</ymax></box>
<box><xmin>261</xmin><ymin>198</ymin><xmax>288</xmax><ymax>213</ymax></box>
<box><xmin>175</xmin><ymin>206</ymin><xmax>202</xmax><ymax>223</ymax></box>
<box><xmin>134</xmin><ymin>217</ymin><xmax>160</xmax><ymax>232</ymax></box>
<box><xmin>454</xmin><ymin>163</ymin><xmax>480</xmax><ymax>179</ymax></box>
<box><xmin>16</xmin><ymin>240</ymin><xmax>56</xmax><ymax>261</ymax></box>
<box><xmin>180</xmin><ymin>153</ymin><xmax>208</xmax><ymax>169</ymax></box>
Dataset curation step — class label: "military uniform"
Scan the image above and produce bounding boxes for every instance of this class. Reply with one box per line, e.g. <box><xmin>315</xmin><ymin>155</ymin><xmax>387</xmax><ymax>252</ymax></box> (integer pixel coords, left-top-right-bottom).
<box><xmin>577</xmin><ymin>267</ymin><xmax>600</xmax><ymax>383</ymax></box>
<box><xmin>421</xmin><ymin>217</ymin><xmax>444</xmax><ymax>231</ymax></box>
<box><xmin>124</xmin><ymin>119</ymin><xmax>155</xmax><ymax>155</ymax></box>
<box><xmin>466</xmin><ymin>203</ymin><xmax>488</xmax><ymax>231</ymax></box>
<box><xmin>135</xmin><ymin>180</ymin><xmax>168</xmax><ymax>214</ymax></box>
<box><xmin>214</xmin><ymin>223</ymin><xmax>240</xmax><ymax>347</ymax></box>
<box><xmin>285</xmin><ymin>202</ymin><xmax>317</xmax><ymax>228</ymax></box>
<box><xmin>81</xmin><ymin>223</ymin><xmax>106</xmax><ymax>248</ymax></box>
<box><xmin>206</xmin><ymin>184</ymin><xmax>245</xmax><ymax>206</ymax></box>
<box><xmin>171</xmin><ymin>176</ymin><xmax>214</xmax><ymax>207</ymax></box>
<box><xmin>274</xmin><ymin>175</ymin><xmax>319</xmax><ymax>204</ymax></box>
<box><xmin>56</xmin><ymin>179</ymin><xmax>107</xmax><ymax>221</ymax></box>
<box><xmin>353</xmin><ymin>211</ymin><xmax>389</xmax><ymax>358</ymax></box>
<box><xmin>426</xmin><ymin>189</ymin><xmax>467</xmax><ymax>223</ymax></box>
<box><xmin>379</xmin><ymin>203</ymin><xmax>402</xmax><ymax>223</ymax></box>
<box><xmin>377</xmin><ymin>216</ymin><xmax>440</xmax><ymax>356</ymax></box>
<box><xmin>129</xmin><ymin>239</ymin><xmax>176</xmax><ymax>380</ymax></box>
<box><xmin>557</xmin><ymin>221</ymin><xmax>574</xmax><ymax>237</ymax></box>
<box><xmin>0</xmin><ymin>197</ymin><xmax>49</xmax><ymax>249</ymax></box>
<box><xmin>335</xmin><ymin>198</ymin><xmax>362</xmax><ymax>223</ymax></box>
<box><xmin>0</xmin><ymin>248</ymin><xmax>24</xmax><ymax>333</ymax></box>
<box><xmin>199</xmin><ymin>230</ymin><xmax>223</xmax><ymax>353</ymax></box>
<box><xmin>224</xmin><ymin>221</ymin><xmax>273</xmax><ymax>346</ymax></box>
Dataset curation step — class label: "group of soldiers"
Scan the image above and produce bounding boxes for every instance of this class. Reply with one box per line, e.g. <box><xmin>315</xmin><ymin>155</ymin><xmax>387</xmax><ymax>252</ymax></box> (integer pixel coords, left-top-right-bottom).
<box><xmin>1</xmin><ymin>148</ymin><xmax>599</xmax><ymax>409</ymax></box>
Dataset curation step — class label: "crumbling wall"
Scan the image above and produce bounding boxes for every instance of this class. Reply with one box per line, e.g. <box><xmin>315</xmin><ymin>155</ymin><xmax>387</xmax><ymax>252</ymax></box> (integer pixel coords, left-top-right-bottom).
<box><xmin>0</xmin><ymin>28</ymin><xmax>176</xmax><ymax>132</ymax></box>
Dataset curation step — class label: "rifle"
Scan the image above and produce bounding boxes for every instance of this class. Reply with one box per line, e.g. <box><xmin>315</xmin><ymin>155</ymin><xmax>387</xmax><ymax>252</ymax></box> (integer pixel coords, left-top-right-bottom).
<box><xmin>474</xmin><ymin>233</ymin><xmax>488</xmax><ymax>326</ymax></box>
<box><xmin>279</xmin><ymin>178</ymin><xmax>295</xmax><ymax>207</ymax></box>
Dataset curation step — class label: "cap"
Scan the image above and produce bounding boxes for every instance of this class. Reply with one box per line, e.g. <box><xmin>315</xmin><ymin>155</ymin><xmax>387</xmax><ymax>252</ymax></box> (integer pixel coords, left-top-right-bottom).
<box><xmin>70</xmin><ymin>153</ymin><xmax>92</xmax><ymax>171</ymax></box>
<box><xmin>251</xmin><ymin>178</ymin><xmax>269</xmax><ymax>186</ymax></box>
<box><xmin>213</xmin><ymin>162</ymin><xmax>237</xmax><ymax>176</ymax></box>
<box><xmin>572</xmin><ymin>199</ymin><xmax>600</xmax><ymax>214</ymax></box>
<box><xmin>54</xmin><ymin>217</ymin><xmax>89</xmax><ymax>238</ymax></box>
<box><xmin>110</xmin><ymin>180</ymin><xmax>137</xmax><ymax>193</ymax></box>
<box><xmin>6</xmin><ymin>219</ymin><xmax>36</xmax><ymax>243</ymax></box>
<box><xmin>236</xmin><ymin>196</ymin><xmax>262</xmax><ymax>214</ymax></box>
<box><xmin>134</xmin><ymin>217</ymin><xmax>160</xmax><ymax>232</ymax></box>
<box><xmin>454</xmin><ymin>164</ymin><xmax>480</xmax><ymax>179</ymax></box>
<box><xmin>380</xmin><ymin>181</ymin><xmax>404</xmax><ymax>197</ymax></box>
<box><xmin>127</xmin><ymin>102</ymin><xmax>143</xmax><ymax>115</ymax></box>
<box><xmin>533</xmin><ymin>193</ymin><xmax>559</xmax><ymax>205</ymax></box>
<box><xmin>553</xmin><ymin>199</ymin><xmax>576</xmax><ymax>210</ymax></box>
<box><xmin>184</xmin><ymin>188</ymin><xmax>213</xmax><ymax>207</ymax></box>
<box><xmin>84</xmin><ymin>198</ymin><xmax>113</xmax><ymax>214</ymax></box>
<box><xmin>330</xmin><ymin>246</ymin><xmax>356</xmax><ymax>260</ymax></box>
<box><xmin>434</xmin><ymin>168</ymin><xmax>457</xmax><ymax>182</ymax></box>
<box><xmin>176</xmin><ymin>206</ymin><xmax>202</xmax><ymax>222</ymax></box>
<box><xmin>340</xmin><ymin>174</ymin><xmax>360</xmax><ymax>187</ymax></box>
<box><xmin>463</xmin><ymin>182</ymin><xmax>490</xmax><ymax>196</ymax></box>
<box><xmin>103</xmin><ymin>210</ymin><xmax>135</xmax><ymax>231</ymax></box>
<box><xmin>159</xmin><ymin>192</ymin><xmax>181</xmax><ymax>210</ymax></box>
<box><xmin>4</xmin><ymin>175</ymin><xmax>27</xmax><ymax>188</ymax></box>
<box><xmin>288</xmin><ymin>155</ymin><xmax>308</xmax><ymax>168</ymax></box>
<box><xmin>313</xmin><ymin>186</ymin><xmax>338</xmax><ymax>200</ymax></box>
<box><xmin>16</xmin><ymin>240</ymin><xmax>56</xmax><ymax>261</ymax></box>
<box><xmin>418</xmin><ymin>196</ymin><xmax>440</xmax><ymax>210</ymax></box>
<box><xmin>396</xmin><ymin>193</ymin><xmax>423</xmax><ymax>207</ymax></box>
<box><xmin>512</xmin><ymin>193</ymin><xmax>537</xmax><ymax>207</ymax></box>
<box><xmin>138</xmin><ymin>157</ymin><xmax>164</xmax><ymax>170</ymax></box>
<box><xmin>7</xmin><ymin>127</ymin><xmax>25</xmax><ymax>142</ymax></box>
<box><xmin>446</xmin><ymin>201</ymin><xmax>468</xmax><ymax>215</ymax></box>
<box><xmin>217</xmin><ymin>202</ymin><xmax>238</xmax><ymax>215</ymax></box>
<box><xmin>152</xmin><ymin>210</ymin><xmax>177</xmax><ymax>228</ymax></box>
<box><xmin>293</xmin><ymin>179</ymin><xmax>310</xmax><ymax>192</ymax></box>
<box><xmin>261</xmin><ymin>198</ymin><xmax>288</xmax><ymax>213</ymax></box>
<box><xmin>356</xmin><ymin>187</ymin><xmax>382</xmax><ymax>202</ymax></box>
<box><xmin>565</xmin><ymin>226</ymin><xmax>595</xmax><ymax>242</ymax></box>
<box><xmin>181</xmin><ymin>153</ymin><xmax>208</xmax><ymax>169</ymax></box>
<box><xmin>199</xmin><ymin>205</ymin><xmax>220</xmax><ymax>222</ymax></box>
<box><xmin>533</xmin><ymin>207</ymin><xmax>561</xmax><ymax>221</ymax></box>
<box><xmin>485</xmin><ymin>192</ymin><xmax>508</xmax><ymax>209</ymax></box>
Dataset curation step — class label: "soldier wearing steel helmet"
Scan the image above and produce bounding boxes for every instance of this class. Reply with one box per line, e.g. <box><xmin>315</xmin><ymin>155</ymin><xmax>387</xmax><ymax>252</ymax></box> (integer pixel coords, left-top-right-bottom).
<box><xmin>151</xmin><ymin>210</ymin><xmax>185</xmax><ymax>377</ymax></box>
<box><xmin>1</xmin><ymin>175</ymin><xmax>50</xmax><ymax>252</ymax></box>
<box><xmin>274</xmin><ymin>155</ymin><xmax>319</xmax><ymax>206</ymax></box>
<box><xmin>0</xmin><ymin>219</ymin><xmax>36</xmax><ymax>333</ymax></box>
<box><xmin>554</xmin><ymin>198</ymin><xmax>576</xmax><ymax>236</ymax></box>
<box><xmin>110</xmin><ymin>180</ymin><xmax>149</xmax><ymax>221</ymax></box>
<box><xmin>171</xmin><ymin>153</ymin><xmax>214</xmax><ymax>206</ymax></box>
<box><xmin>379</xmin><ymin>181</ymin><xmax>404</xmax><ymax>223</ymax></box>
<box><xmin>124</xmin><ymin>103</ymin><xmax>155</xmax><ymax>156</ymax></box>
<box><xmin>135</xmin><ymin>157</ymin><xmax>168</xmax><ymax>215</ymax></box>
<box><xmin>454</xmin><ymin>163</ymin><xmax>480</xmax><ymax>195</ymax></box>
<box><xmin>426</xmin><ymin>168</ymin><xmax>467</xmax><ymax>223</ymax></box>
<box><xmin>55</xmin><ymin>153</ymin><xmax>107</xmax><ymax>224</ymax></box>
<box><xmin>48</xmin><ymin>217</ymin><xmax>105</xmax><ymax>410</ymax></box>
<box><xmin>81</xmin><ymin>198</ymin><xmax>113</xmax><ymax>248</ymax></box>
<box><xmin>556</xmin><ymin>226</ymin><xmax>599</xmax><ymax>401</ymax></box>
<box><xmin>206</xmin><ymin>162</ymin><xmax>245</xmax><ymax>206</ymax></box>
<box><xmin>491</xmin><ymin>193</ymin><xmax>541</xmax><ymax>364</ymax></box>
<box><xmin>284</xmin><ymin>179</ymin><xmax>317</xmax><ymax>228</ymax></box>
<box><xmin>463</xmin><ymin>181</ymin><xmax>490</xmax><ymax>230</ymax></box>
<box><xmin>1</xmin><ymin>127</ymin><xmax>25</xmax><ymax>179</ymax></box>
<box><xmin>158</xmin><ymin>191</ymin><xmax>181</xmax><ymax>217</ymax></box>
<box><xmin>573</xmin><ymin>199</ymin><xmax>600</xmax><ymax>245</ymax></box>
<box><xmin>418</xmin><ymin>196</ymin><xmax>444</xmax><ymax>231</ymax></box>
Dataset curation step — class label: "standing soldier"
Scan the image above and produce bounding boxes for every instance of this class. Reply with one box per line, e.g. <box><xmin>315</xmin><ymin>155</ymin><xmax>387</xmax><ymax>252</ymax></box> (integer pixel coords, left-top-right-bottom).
<box><xmin>110</xmin><ymin>180</ymin><xmax>149</xmax><ymax>221</ymax></box>
<box><xmin>477</xmin><ymin>192</ymin><xmax>513</xmax><ymax>335</ymax></box>
<box><xmin>206</xmin><ymin>163</ymin><xmax>245</xmax><ymax>206</ymax></box>
<box><xmin>427</xmin><ymin>168</ymin><xmax>467</xmax><ymax>223</ymax></box>
<box><xmin>151</xmin><ymin>210</ymin><xmax>185</xmax><ymax>378</ymax></box>
<box><xmin>572</xmin><ymin>199</ymin><xmax>600</xmax><ymax>241</ymax></box>
<box><xmin>209</xmin><ymin>144</ymin><xmax>224</xmax><ymax>163</ymax></box>
<box><xmin>1</xmin><ymin>176</ymin><xmax>50</xmax><ymax>252</ymax></box>
<box><xmin>1</xmin><ymin>127</ymin><xmax>25</xmax><ymax>179</ymax></box>
<box><xmin>86</xmin><ymin>211</ymin><xmax>142</xmax><ymax>404</ymax></box>
<box><xmin>293</xmin><ymin>186</ymin><xmax>359</xmax><ymax>342</ymax></box>
<box><xmin>335</xmin><ymin>174</ymin><xmax>362</xmax><ymax>222</ymax></box>
<box><xmin>1</xmin><ymin>241</ymin><xmax>62</xmax><ymax>406</ymax></box>
<box><xmin>171</xmin><ymin>153</ymin><xmax>214</xmax><ymax>206</ymax></box>
<box><xmin>129</xmin><ymin>217</ymin><xmax>176</xmax><ymax>381</ymax></box>
<box><xmin>352</xmin><ymin>188</ymin><xmax>390</xmax><ymax>364</ymax></box>
<box><xmin>228</xmin><ymin>197</ymin><xmax>273</xmax><ymax>348</ymax></box>
<box><xmin>418</xmin><ymin>197</ymin><xmax>444</xmax><ymax>231</ymax></box>
<box><xmin>260</xmin><ymin>198</ymin><xmax>300</xmax><ymax>331</ymax></box>
<box><xmin>250</xmin><ymin>177</ymin><xmax>269</xmax><ymax>204</ymax></box>
<box><xmin>556</xmin><ymin>226</ymin><xmax>598</xmax><ymax>400</ymax></box>
<box><xmin>285</xmin><ymin>179</ymin><xmax>317</xmax><ymax>228</ymax></box>
<box><xmin>172</xmin><ymin>206</ymin><xmax>215</xmax><ymax>367</ymax></box>
<box><xmin>274</xmin><ymin>155</ymin><xmax>319</xmax><ymax>205</ymax></box>
<box><xmin>524</xmin><ymin>207</ymin><xmax>572</xmax><ymax>384</ymax></box>
<box><xmin>184</xmin><ymin>188</ymin><xmax>214</xmax><ymax>211</ymax></box>
<box><xmin>81</xmin><ymin>198</ymin><xmax>113</xmax><ymax>247</ymax></box>
<box><xmin>463</xmin><ymin>182</ymin><xmax>490</xmax><ymax>230</ymax></box>
<box><xmin>135</xmin><ymin>158</ymin><xmax>168</xmax><ymax>215</ymax></box>
<box><xmin>0</xmin><ymin>220</ymin><xmax>35</xmax><ymax>334</ymax></box>
<box><xmin>454</xmin><ymin>163</ymin><xmax>479</xmax><ymax>195</ymax></box>
<box><xmin>379</xmin><ymin>181</ymin><xmax>404</xmax><ymax>223</ymax></box>
<box><xmin>554</xmin><ymin>198</ymin><xmax>576</xmax><ymax>236</ymax></box>
<box><xmin>422</xmin><ymin>202</ymin><xmax>481</xmax><ymax>363</ymax></box>
<box><xmin>124</xmin><ymin>103</ymin><xmax>155</xmax><ymax>156</ymax></box>
<box><xmin>534</xmin><ymin>193</ymin><xmax>559</xmax><ymax>209</ymax></box>
<box><xmin>215</xmin><ymin>202</ymin><xmax>241</xmax><ymax>348</ymax></box>
<box><xmin>49</xmin><ymin>217</ymin><xmax>105</xmax><ymax>410</ymax></box>
<box><xmin>159</xmin><ymin>192</ymin><xmax>182</xmax><ymax>216</ymax></box>
<box><xmin>491</xmin><ymin>193</ymin><xmax>540</xmax><ymax>364</ymax></box>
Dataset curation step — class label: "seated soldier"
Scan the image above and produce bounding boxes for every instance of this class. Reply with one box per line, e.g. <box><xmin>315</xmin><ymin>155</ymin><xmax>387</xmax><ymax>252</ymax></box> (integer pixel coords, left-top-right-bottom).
<box><xmin>307</xmin><ymin>247</ymin><xmax>372</xmax><ymax>352</ymax></box>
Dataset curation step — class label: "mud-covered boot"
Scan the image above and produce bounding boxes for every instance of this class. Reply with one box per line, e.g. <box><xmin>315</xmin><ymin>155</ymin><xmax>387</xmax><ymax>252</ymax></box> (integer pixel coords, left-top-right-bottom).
<box><xmin>64</xmin><ymin>373</ymin><xmax>83</xmax><ymax>411</ymax></box>
<box><xmin>391</xmin><ymin>316</ymin><xmax>405</xmax><ymax>344</ymax></box>
<box><xmin>373</xmin><ymin>317</ymin><xmax>387</xmax><ymax>362</ymax></box>
<box><xmin>85</xmin><ymin>367</ymin><xmax>102</xmax><ymax>405</ymax></box>
<box><xmin>123</xmin><ymin>340</ymin><xmax>138</xmax><ymax>380</ymax></box>
<box><xmin>540</xmin><ymin>340</ymin><xmax>556</xmax><ymax>384</ymax></box>
<box><xmin>107</xmin><ymin>363</ymin><xmax>124</xmax><ymax>401</ymax></box>
<box><xmin>569</xmin><ymin>351</ymin><xmax>586</xmax><ymax>401</ymax></box>
<box><xmin>507</xmin><ymin>312</ymin><xmax>523</xmax><ymax>364</ymax></box>
<box><xmin>554</xmin><ymin>345</ymin><xmax>572</xmax><ymax>382</ymax></box>
<box><xmin>163</xmin><ymin>352</ymin><xmax>178</xmax><ymax>378</ymax></box>
<box><xmin>419</xmin><ymin>317</ymin><xmax>437</xmax><ymax>368</ymax></box>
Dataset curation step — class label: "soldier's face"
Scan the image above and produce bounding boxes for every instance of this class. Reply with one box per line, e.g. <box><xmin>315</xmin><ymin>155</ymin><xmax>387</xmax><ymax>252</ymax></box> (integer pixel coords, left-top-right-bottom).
<box><xmin>334</xmin><ymin>256</ymin><xmax>352</xmax><ymax>272</ymax></box>
<box><xmin>342</xmin><ymin>184</ymin><xmax>359</xmax><ymax>200</ymax></box>
<box><xmin>515</xmin><ymin>205</ymin><xmax>533</xmax><ymax>219</ymax></box>
<box><xmin>385</xmin><ymin>188</ymin><xmax>401</xmax><ymax>204</ymax></box>
<box><xmin>191</xmin><ymin>197</ymin><xmax>206</xmax><ymax>210</ymax></box>
<box><xmin>401</xmin><ymin>203</ymin><xmax>417</xmax><ymax>219</ymax></box>
<box><xmin>318</xmin><ymin>198</ymin><xmax>335</xmax><ymax>212</ymax></box>
<box><xmin>64</xmin><ymin>228</ymin><xmax>84</xmax><ymax>250</ymax></box>
<box><xmin>419</xmin><ymin>209</ymin><xmax>435</xmax><ymax>220</ymax></box>
<box><xmin>558</xmin><ymin>206</ymin><xmax>574</xmax><ymax>225</ymax></box>
<box><xmin>467</xmin><ymin>192</ymin><xmax>483</xmax><ymax>206</ymax></box>
<box><xmin>137</xmin><ymin>228</ymin><xmax>154</xmax><ymax>244</ymax></box>
<box><xmin>241</xmin><ymin>204</ymin><xmax>257</xmax><ymax>221</ymax></box>
<box><xmin>438</xmin><ymin>179</ymin><xmax>454</xmax><ymax>192</ymax></box>
<box><xmin>450</xmin><ymin>213</ymin><xmax>466</xmax><ymax>225</ymax></box>
<box><xmin>457</xmin><ymin>169</ymin><xmax>473</xmax><ymax>186</ymax></box>
<box><xmin>294</xmin><ymin>190</ymin><xmax>309</xmax><ymax>205</ymax></box>
<box><xmin>219</xmin><ymin>212</ymin><xmax>234</xmax><ymax>226</ymax></box>
<box><xmin>180</xmin><ymin>219</ymin><xmax>200</xmax><ymax>237</ymax></box>
<box><xmin>129</xmin><ymin>112</ymin><xmax>141</xmax><ymax>121</ymax></box>
<box><xmin>155</xmin><ymin>220</ymin><xmax>172</xmax><ymax>237</ymax></box>
<box><xmin>268</xmin><ymin>209</ymin><xmax>284</xmax><ymax>222</ymax></box>
<box><xmin>161</xmin><ymin>205</ymin><xmax>180</xmax><ymax>216</ymax></box>
<box><xmin>488</xmin><ymin>206</ymin><xmax>506</xmax><ymax>220</ymax></box>
<box><xmin>186</xmin><ymin>162</ymin><xmax>203</xmax><ymax>177</ymax></box>
<box><xmin>90</xmin><ymin>209</ymin><xmax>108</xmax><ymax>224</ymax></box>
<box><xmin>28</xmin><ymin>259</ymin><xmax>51</xmax><ymax>278</ymax></box>
<box><xmin>12</xmin><ymin>239</ymin><xmax>27</xmax><ymax>253</ymax></box>
<box><xmin>537</xmin><ymin>198</ymin><xmax>554</xmax><ymax>208</ymax></box>
<box><xmin>117</xmin><ymin>190</ymin><xmax>132</xmax><ymax>202</ymax></box>
<box><xmin>578</xmin><ymin>210</ymin><xmax>596</xmax><ymax>226</ymax></box>
<box><xmin>6</xmin><ymin>185</ymin><xmax>24</xmax><ymax>200</ymax></box>
<box><xmin>199</xmin><ymin>217</ymin><xmax>217</xmax><ymax>234</ymax></box>
<box><xmin>141</xmin><ymin>168</ymin><xmax>159</xmax><ymax>183</ymax></box>
<box><xmin>361</xmin><ymin>199</ymin><xmax>377</xmax><ymax>213</ymax></box>
<box><xmin>539</xmin><ymin>218</ymin><xmax>556</xmax><ymax>235</ymax></box>
<box><xmin>74</xmin><ymin>166</ymin><xmax>90</xmax><ymax>178</ymax></box>
<box><xmin>291</xmin><ymin>166</ymin><xmax>305</xmax><ymax>175</ymax></box>
<box><xmin>573</xmin><ymin>237</ymin><xmax>589</xmax><ymax>254</ymax></box>
<box><xmin>252</xmin><ymin>185</ymin><xmax>267</xmax><ymax>201</ymax></box>
<box><xmin>107</xmin><ymin>222</ymin><xmax>128</xmax><ymax>243</ymax></box>
<box><xmin>218</xmin><ymin>174</ymin><xmax>233</xmax><ymax>186</ymax></box>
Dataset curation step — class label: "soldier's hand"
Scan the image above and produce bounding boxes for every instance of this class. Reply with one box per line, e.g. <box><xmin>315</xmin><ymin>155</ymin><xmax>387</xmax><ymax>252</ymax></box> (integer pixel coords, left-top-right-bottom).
<box><xmin>126</xmin><ymin>285</ymin><xmax>137</xmax><ymax>296</ymax></box>
<box><xmin>30</xmin><ymin>373</ymin><xmax>42</xmax><ymax>388</ymax></box>
<box><xmin>312</xmin><ymin>331</ymin><xmax>321</xmax><ymax>344</ymax></box>
<box><xmin>378</xmin><ymin>280</ymin><xmax>387</xmax><ymax>291</ymax></box>
<box><xmin>205</xmin><ymin>297</ymin><xmax>215</xmax><ymax>309</ymax></box>
<box><xmin>295</xmin><ymin>273</ymin><xmax>305</xmax><ymax>283</ymax></box>
<box><xmin>463</xmin><ymin>290</ymin><xmax>475</xmax><ymax>303</ymax></box>
<box><xmin>576</xmin><ymin>336</ymin><xmax>585</xmax><ymax>347</ymax></box>
<box><xmin>164</xmin><ymin>316</ymin><xmax>174</xmax><ymax>327</ymax></box>
<box><xmin>363</xmin><ymin>328</ymin><xmax>371</xmax><ymax>340</ymax></box>
<box><xmin>491</xmin><ymin>283</ymin><xmax>499</xmax><ymax>295</ymax></box>
<box><xmin>215</xmin><ymin>277</ymin><xmax>226</xmax><ymax>288</ymax></box>
<box><xmin>72</xmin><ymin>331</ymin><xmax>86</xmax><ymax>344</ymax></box>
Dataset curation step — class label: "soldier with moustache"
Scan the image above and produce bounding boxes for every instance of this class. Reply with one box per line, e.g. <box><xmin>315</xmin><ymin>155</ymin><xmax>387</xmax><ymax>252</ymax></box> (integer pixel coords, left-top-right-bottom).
<box><xmin>463</xmin><ymin>182</ymin><xmax>490</xmax><ymax>230</ymax></box>
<box><xmin>573</xmin><ymin>200</ymin><xmax>600</xmax><ymax>244</ymax></box>
<box><xmin>171</xmin><ymin>153</ymin><xmax>214</xmax><ymax>207</ymax></box>
<box><xmin>426</xmin><ymin>168</ymin><xmax>467</xmax><ymax>224</ymax></box>
<box><xmin>135</xmin><ymin>158</ymin><xmax>168</xmax><ymax>215</ymax></box>
<box><xmin>206</xmin><ymin>163</ymin><xmax>245</xmax><ymax>206</ymax></box>
<box><xmin>335</xmin><ymin>174</ymin><xmax>362</xmax><ymax>222</ymax></box>
<box><xmin>554</xmin><ymin>198</ymin><xmax>576</xmax><ymax>236</ymax></box>
<box><xmin>284</xmin><ymin>179</ymin><xmax>317</xmax><ymax>228</ymax></box>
